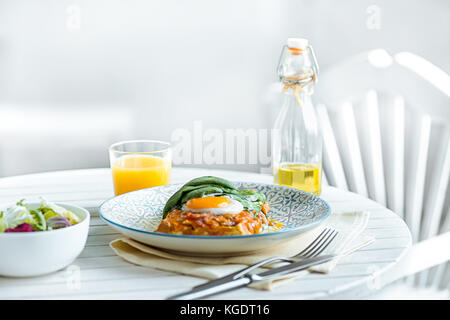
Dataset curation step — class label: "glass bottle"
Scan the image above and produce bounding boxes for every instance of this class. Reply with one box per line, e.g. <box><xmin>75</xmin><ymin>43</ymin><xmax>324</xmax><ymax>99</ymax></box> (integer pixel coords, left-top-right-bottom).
<box><xmin>272</xmin><ymin>38</ymin><xmax>322</xmax><ymax>195</ymax></box>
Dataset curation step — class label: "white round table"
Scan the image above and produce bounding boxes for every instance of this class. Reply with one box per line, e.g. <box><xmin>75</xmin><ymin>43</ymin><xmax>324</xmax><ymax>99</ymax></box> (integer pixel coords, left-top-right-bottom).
<box><xmin>0</xmin><ymin>167</ymin><xmax>411</xmax><ymax>299</ymax></box>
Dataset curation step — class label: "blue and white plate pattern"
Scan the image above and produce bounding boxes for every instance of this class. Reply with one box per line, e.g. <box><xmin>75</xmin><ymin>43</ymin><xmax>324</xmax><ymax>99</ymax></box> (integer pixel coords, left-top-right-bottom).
<box><xmin>99</xmin><ymin>182</ymin><xmax>331</xmax><ymax>256</ymax></box>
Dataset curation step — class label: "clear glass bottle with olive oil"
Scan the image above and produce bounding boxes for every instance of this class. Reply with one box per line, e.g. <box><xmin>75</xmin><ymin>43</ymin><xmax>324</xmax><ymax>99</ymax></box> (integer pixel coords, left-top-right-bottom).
<box><xmin>272</xmin><ymin>38</ymin><xmax>322</xmax><ymax>195</ymax></box>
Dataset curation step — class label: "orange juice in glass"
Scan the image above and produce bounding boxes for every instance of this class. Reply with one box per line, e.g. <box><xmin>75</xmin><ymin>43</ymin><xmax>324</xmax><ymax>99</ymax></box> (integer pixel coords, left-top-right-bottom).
<box><xmin>109</xmin><ymin>140</ymin><xmax>172</xmax><ymax>196</ymax></box>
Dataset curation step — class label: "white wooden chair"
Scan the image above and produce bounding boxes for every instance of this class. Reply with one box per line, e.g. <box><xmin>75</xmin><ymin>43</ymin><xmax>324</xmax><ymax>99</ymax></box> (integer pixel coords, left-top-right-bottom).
<box><xmin>312</xmin><ymin>49</ymin><xmax>450</xmax><ymax>297</ymax></box>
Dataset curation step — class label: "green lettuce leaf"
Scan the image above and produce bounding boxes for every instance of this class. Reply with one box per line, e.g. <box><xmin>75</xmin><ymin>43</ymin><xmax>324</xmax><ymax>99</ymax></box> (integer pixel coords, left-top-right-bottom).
<box><xmin>0</xmin><ymin>216</ymin><xmax>7</xmax><ymax>232</ymax></box>
<box><xmin>39</xmin><ymin>197</ymin><xmax>80</xmax><ymax>225</ymax></box>
<box><xmin>2</xmin><ymin>203</ymin><xmax>33</xmax><ymax>229</ymax></box>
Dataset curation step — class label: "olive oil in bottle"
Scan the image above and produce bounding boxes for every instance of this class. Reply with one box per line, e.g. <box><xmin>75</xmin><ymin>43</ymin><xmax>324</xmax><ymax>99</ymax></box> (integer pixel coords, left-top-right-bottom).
<box><xmin>275</xmin><ymin>163</ymin><xmax>322</xmax><ymax>195</ymax></box>
<box><xmin>272</xmin><ymin>38</ymin><xmax>323</xmax><ymax>195</ymax></box>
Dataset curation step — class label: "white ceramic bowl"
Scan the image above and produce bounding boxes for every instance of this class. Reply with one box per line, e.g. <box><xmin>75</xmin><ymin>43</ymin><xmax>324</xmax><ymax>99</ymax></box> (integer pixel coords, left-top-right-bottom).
<box><xmin>0</xmin><ymin>202</ymin><xmax>90</xmax><ymax>277</ymax></box>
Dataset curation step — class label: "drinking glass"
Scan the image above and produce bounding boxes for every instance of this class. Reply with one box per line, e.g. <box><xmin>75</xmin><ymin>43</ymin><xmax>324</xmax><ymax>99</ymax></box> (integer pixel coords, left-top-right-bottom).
<box><xmin>109</xmin><ymin>140</ymin><xmax>172</xmax><ymax>196</ymax></box>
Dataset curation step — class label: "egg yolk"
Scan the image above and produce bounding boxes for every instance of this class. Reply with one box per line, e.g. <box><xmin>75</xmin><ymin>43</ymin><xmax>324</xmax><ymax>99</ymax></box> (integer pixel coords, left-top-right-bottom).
<box><xmin>185</xmin><ymin>196</ymin><xmax>231</xmax><ymax>209</ymax></box>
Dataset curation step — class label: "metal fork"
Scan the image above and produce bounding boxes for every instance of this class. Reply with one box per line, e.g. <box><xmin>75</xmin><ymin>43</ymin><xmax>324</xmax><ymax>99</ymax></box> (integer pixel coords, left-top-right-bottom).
<box><xmin>192</xmin><ymin>227</ymin><xmax>339</xmax><ymax>290</ymax></box>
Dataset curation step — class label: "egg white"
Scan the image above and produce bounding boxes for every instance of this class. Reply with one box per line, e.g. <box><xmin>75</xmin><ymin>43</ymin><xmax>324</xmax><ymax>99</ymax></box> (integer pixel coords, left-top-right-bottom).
<box><xmin>182</xmin><ymin>198</ymin><xmax>244</xmax><ymax>215</ymax></box>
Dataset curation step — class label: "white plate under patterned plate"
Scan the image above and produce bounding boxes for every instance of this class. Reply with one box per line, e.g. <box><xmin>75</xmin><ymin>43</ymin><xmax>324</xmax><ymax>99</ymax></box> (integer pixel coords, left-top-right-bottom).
<box><xmin>98</xmin><ymin>182</ymin><xmax>331</xmax><ymax>256</ymax></box>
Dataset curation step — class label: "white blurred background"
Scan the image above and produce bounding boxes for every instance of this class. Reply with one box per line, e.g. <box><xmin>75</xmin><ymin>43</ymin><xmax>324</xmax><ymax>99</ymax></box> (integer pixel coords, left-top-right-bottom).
<box><xmin>0</xmin><ymin>0</ymin><xmax>449</xmax><ymax>177</ymax></box>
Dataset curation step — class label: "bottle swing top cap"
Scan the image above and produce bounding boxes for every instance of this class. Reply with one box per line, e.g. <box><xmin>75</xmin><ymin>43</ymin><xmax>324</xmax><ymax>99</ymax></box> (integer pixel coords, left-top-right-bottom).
<box><xmin>287</xmin><ymin>38</ymin><xmax>309</xmax><ymax>50</ymax></box>
<box><xmin>280</xmin><ymin>37</ymin><xmax>316</xmax><ymax>104</ymax></box>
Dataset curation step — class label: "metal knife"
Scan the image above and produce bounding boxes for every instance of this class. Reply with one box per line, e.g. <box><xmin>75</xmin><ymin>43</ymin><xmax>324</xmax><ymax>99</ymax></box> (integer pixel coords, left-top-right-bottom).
<box><xmin>167</xmin><ymin>254</ymin><xmax>336</xmax><ymax>300</ymax></box>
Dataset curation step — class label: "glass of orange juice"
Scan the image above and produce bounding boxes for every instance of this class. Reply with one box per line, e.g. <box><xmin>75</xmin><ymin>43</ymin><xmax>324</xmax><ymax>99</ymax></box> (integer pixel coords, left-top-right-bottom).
<box><xmin>109</xmin><ymin>140</ymin><xmax>172</xmax><ymax>196</ymax></box>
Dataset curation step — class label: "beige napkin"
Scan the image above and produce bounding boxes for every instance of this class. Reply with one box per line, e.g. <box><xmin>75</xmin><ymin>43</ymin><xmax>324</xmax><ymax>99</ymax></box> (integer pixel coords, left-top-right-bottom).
<box><xmin>109</xmin><ymin>211</ymin><xmax>374</xmax><ymax>290</ymax></box>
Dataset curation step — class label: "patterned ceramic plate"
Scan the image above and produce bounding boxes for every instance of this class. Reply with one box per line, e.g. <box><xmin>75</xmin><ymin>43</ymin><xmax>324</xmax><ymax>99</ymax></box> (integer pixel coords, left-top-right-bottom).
<box><xmin>99</xmin><ymin>182</ymin><xmax>331</xmax><ymax>256</ymax></box>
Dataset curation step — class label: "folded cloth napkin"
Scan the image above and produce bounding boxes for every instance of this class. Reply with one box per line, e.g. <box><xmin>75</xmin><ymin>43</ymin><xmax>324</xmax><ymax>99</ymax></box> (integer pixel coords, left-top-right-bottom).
<box><xmin>109</xmin><ymin>211</ymin><xmax>374</xmax><ymax>290</ymax></box>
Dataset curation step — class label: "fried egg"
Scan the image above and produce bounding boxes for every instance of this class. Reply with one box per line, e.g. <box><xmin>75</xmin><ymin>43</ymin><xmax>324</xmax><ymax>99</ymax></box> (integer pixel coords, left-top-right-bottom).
<box><xmin>182</xmin><ymin>196</ymin><xmax>244</xmax><ymax>215</ymax></box>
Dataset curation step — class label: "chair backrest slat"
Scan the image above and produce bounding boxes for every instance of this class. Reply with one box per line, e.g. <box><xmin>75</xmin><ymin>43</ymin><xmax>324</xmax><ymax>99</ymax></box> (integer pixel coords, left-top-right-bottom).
<box><xmin>380</xmin><ymin>95</ymin><xmax>406</xmax><ymax>218</ymax></box>
<box><xmin>316</xmin><ymin>104</ymin><xmax>348</xmax><ymax>190</ymax></box>
<box><xmin>331</xmin><ymin>101</ymin><xmax>368</xmax><ymax>196</ymax></box>
<box><xmin>420</xmin><ymin>129</ymin><xmax>450</xmax><ymax>241</ymax></box>
<box><xmin>432</xmin><ymin>212</ymin><xmax>450</xmax><ymax>289</ymax></box>
<box><xmin>431</xmin><ymin>260</ymin><xmax>449</xmax><ymax>289</ymax></box>
<box><xmin>354</xmin><ymin>90</ymin><xmax>387</xmax><ymax>205</ymax></box>
<box><xmin>322</xmin><ymin>168</ymin><xmax>329</xmax><ymax>186</ymax></box>
<box><xmin>404</xmin><ymin>113</ymin><xmax>432</xmax><ymax>243</ymax></box>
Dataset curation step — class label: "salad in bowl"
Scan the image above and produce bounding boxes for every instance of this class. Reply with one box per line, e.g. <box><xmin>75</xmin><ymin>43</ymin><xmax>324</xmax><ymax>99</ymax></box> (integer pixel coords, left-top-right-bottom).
<box><xmin>0</xmin><ymin>198</ymin><xmax>82</xmax><ymax>233</ymax></box>
<box><xmin>0</xmin><ymin>198</ymin><xmax>89</xmax><ymax>277</ymax></box>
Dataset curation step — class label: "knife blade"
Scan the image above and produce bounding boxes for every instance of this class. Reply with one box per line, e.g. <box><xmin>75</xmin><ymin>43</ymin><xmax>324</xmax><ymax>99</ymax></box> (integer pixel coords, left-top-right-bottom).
<box><xmin>167</xmin><ymin>254</ymin><xmax>335</xmax><ymax>300</ymax></box>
